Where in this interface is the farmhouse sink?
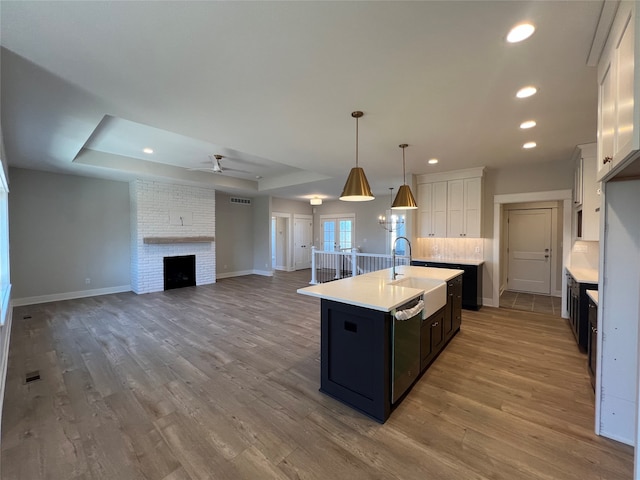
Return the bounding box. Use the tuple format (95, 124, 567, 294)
(389, 277, 447, 318)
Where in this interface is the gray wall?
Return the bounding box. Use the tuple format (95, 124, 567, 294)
(272, 197, 313, 216)
(9, 168, 130, 299)
(252, 195, 271, 272)
(312, 195, 413, 254)
(481, 159, 574, 304)
(215, 191, 255, 275)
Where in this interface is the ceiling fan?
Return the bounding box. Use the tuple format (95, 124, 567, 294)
(189, 154, 251, 174)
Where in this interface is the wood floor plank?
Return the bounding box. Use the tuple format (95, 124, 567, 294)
(2, 270, 633, 479)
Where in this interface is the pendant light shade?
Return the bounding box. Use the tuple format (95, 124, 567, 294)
(392, 144, 418, 209)
(340, 111, 375, 202)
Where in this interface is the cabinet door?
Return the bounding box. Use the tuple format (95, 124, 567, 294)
(420, 320, 433, 371)
(432, 181, 448, 237)
(613, 3, 637, 168)
(430, 310, 444, 354)
(463, 177, 482, 238)
(447, 179, 464, 237)
(418, 183, 433, 237)
(597, 58, 615, 181)
(574, 155, 583, 207)
(452, 275, 462, 332)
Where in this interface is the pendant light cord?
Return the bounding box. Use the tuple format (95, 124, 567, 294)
(355, 116, 359, 168)
(402, 146, 406, 185)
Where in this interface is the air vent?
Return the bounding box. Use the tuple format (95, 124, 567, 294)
(230, 197, 251, 205)
(25, 371, 41, 383)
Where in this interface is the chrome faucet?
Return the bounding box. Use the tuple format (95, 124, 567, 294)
(392, 236, 412, 280)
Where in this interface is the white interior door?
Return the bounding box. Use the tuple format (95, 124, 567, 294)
(507, 208, 552, 294)
(294, 215, 312, 270)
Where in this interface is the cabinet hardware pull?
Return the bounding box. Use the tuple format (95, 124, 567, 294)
(432, 321, 438, 327)
(603, 156, 612, 164)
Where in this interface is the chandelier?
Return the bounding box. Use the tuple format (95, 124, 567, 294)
(378, 188, 405, 232)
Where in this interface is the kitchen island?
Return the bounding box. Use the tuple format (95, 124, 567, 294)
(298, 265, 463, 422)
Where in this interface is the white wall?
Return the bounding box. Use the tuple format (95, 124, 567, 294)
(130, 180, 216, 294)
(9, 168, 131, 303)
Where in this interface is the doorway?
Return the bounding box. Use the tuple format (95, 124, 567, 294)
(320, 215, 355, 252)
(492, 190, 572, 317)
(271, 213, 292, 271)
(294, 214, 313, 270)
(507, 208, 552, 294)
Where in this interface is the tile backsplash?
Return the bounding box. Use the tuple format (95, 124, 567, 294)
(415, 237, 484, 260)
(570, 240, 599, 270)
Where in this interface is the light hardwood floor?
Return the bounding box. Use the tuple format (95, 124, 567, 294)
(1, 271, 633, 479)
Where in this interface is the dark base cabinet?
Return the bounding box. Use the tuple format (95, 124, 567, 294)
(320, 300, 391, 423)
(412, 261, 482, 310)
(587, 297, 597, 391)
(320, 276, 463, 423)
(566, 272, 597, 352)
(421, 307, 444, 371)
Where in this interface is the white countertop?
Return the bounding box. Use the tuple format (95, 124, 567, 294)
(567, 266, 599, 284)
(413, 256, 485, 266)
(297, 265, 464, 312)
(586, 289, 599, 305)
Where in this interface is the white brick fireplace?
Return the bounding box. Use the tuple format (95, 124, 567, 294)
(130, 180, 216, 294)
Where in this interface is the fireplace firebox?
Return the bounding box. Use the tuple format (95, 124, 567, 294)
(163, 255, 196, 290)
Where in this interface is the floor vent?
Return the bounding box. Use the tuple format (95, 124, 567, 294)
(25, 371, 41, 384)
(230, 197, 251, 205)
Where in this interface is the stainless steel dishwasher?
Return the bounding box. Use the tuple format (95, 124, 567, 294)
(391, 296, 424, 403)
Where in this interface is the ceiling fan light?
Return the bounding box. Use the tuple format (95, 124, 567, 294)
(392, 184, 418, 210)
(340, 167, 375, 201)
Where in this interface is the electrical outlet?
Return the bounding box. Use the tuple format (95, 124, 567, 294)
(475, 246, 480, 253)
(85, 278, 91, 285)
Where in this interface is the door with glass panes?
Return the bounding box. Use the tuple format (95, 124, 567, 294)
(321, 216, 355, 273)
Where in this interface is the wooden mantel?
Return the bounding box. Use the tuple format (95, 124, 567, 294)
(143, 236, 215, 244)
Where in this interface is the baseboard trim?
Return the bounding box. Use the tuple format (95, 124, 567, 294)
(483, 297, 497, 308)
(216, 269, 274, 279)
(11, 285, 132, 307)
(0, 287, 13, 438)
(252, 269, 273, 277)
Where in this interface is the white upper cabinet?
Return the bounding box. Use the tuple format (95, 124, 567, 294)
(597, 1, 640, 181)
(448, 177, 482, 238)
(416, 167, 484, 239)
(574, 143, 600, 241)
(418, 181, 447, 237)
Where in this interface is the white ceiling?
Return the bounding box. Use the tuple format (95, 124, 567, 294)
(0, 1, 604, 201)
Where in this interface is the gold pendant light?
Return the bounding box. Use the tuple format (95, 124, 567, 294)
(340, 111, 375, 201)
(392, 144, 418, 209)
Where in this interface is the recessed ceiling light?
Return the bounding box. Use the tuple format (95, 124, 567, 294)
(516, 86, 537, 98)
(520, 120, 537, 129)
(428, 158, 439, 165)
(523, 142, 537, 149)
(506, 23, 535, 43)
(143, 147, 154, 154)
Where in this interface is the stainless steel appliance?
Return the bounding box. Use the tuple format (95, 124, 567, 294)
(391, 297, 424, 403)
